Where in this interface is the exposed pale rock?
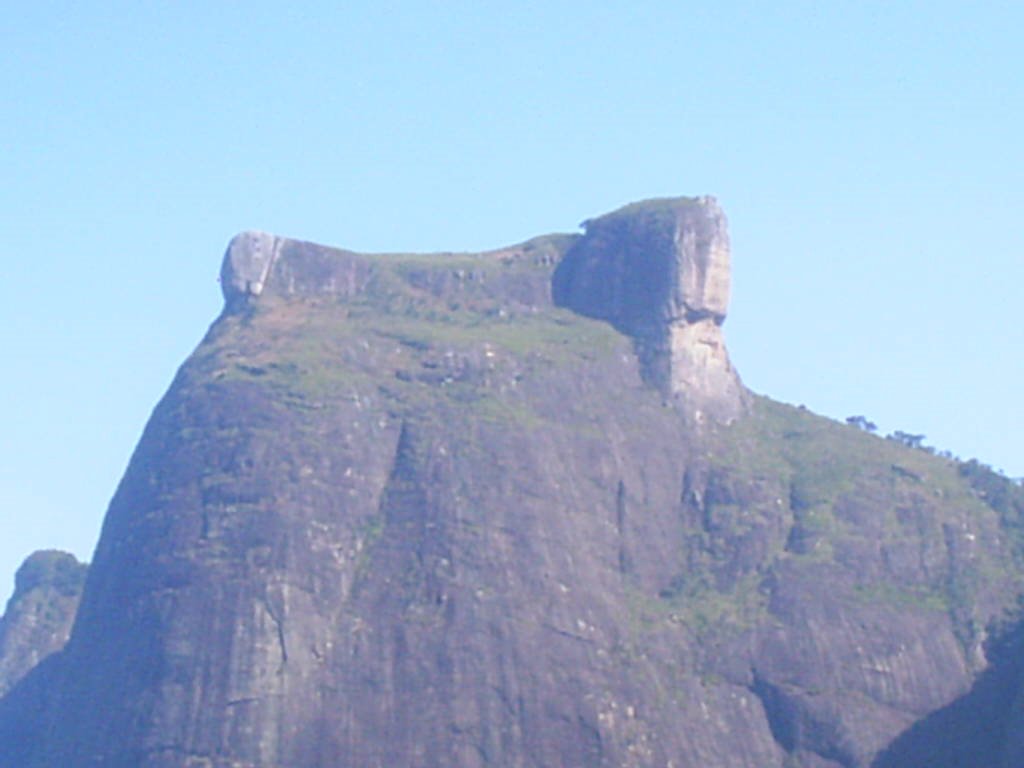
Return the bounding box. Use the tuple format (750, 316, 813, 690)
(220, 230, 286, 301)
(673, 205, 731, 319)
(666, 321, 745, 420)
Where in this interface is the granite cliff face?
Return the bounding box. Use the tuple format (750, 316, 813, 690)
(553, 197, 745, 421)
(2, 197, 1023, 767)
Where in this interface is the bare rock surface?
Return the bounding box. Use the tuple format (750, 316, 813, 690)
(552, 196, 745, 421)
(2, 197, 1024, 767)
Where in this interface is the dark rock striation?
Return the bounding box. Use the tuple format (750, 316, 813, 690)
(2, 196, 1023, 767)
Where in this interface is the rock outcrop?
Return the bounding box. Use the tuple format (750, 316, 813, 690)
(221, 231, 373, 307)
(2, 197, 1023, 767)
(0, 551, 86, 696)
(553, 196, 746, 421)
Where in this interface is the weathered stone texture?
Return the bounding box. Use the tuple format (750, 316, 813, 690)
(552, 196, 746, 421)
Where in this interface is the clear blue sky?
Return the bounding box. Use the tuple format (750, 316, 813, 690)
(2, 1, 1021, 604)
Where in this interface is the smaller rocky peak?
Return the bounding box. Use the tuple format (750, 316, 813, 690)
(11, 551, 87, 598)
(552, 196, 746, 422)
(0, 551, 87, 696)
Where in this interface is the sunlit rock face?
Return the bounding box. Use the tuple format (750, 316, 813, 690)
(552, 196, 746, 422)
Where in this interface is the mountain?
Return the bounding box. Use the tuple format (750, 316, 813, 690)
(2, 196, 1023, 767)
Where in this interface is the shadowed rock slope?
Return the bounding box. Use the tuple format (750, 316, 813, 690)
(2, 197, 1023, 767)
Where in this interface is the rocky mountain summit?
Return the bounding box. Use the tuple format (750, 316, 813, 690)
(220, 196, 746, 422)
(2, 196, 1023, 767)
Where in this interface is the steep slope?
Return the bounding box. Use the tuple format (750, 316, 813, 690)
(870, 464, 1024, 768)
(1, 197, 1022, 767)
(0, 551, 86, 696)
